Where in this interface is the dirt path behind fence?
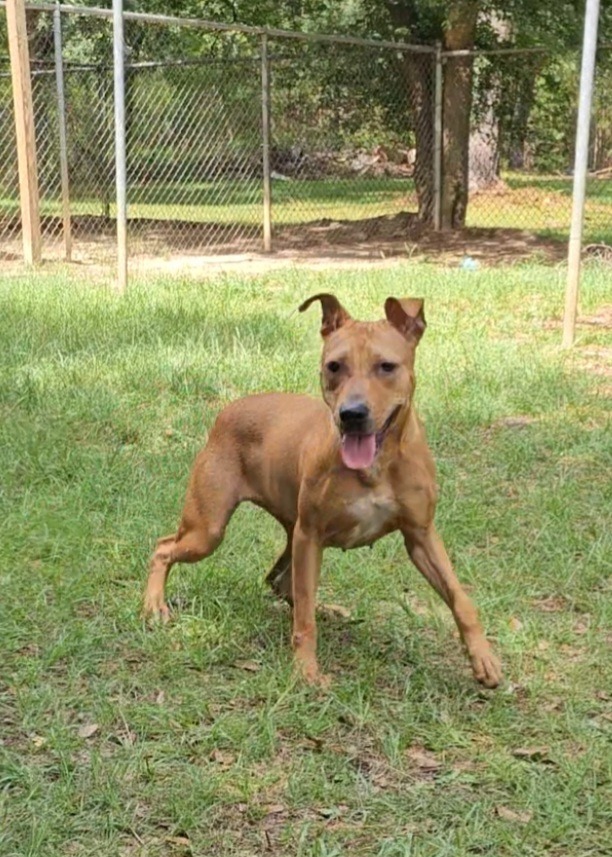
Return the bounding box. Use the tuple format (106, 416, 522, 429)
(0, 212, 574, 279)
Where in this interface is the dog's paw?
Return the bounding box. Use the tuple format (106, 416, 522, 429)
(142, 597, 171, 625)
(295, 659, 332, 689)
(470, 646, 502, 688)
(310, 670, 332, 690)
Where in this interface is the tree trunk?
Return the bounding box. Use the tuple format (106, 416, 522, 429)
(469, 70, 503, 192)
(469, 121, 501, 191)
(468, 14, 511, 192)
(440, 1, 479, 228)
(385, 0, 479, 228)
(384, 0, 444, 225)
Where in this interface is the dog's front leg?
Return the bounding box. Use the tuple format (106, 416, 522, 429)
(291, 522, 328, 687)
(403, 525, 502, 688)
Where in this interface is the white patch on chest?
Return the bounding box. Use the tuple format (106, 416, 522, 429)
(343, 491, 399, 548)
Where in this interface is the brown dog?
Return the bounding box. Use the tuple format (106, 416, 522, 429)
(144, 294, 502, 688)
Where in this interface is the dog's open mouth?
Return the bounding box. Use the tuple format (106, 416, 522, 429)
(340, 407, 400, 470)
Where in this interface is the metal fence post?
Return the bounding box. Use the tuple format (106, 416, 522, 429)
(53, 1, 72, 262)
(261, 32, 272, 252)
(433, 42, 443, 232)
(112, 0, 127, 291)
(563, 0, 600, 348)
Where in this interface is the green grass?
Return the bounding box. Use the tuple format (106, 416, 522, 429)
(468, 173, 612, 244)
(3, 171, 612, 244)
(0, 264, 611, 856)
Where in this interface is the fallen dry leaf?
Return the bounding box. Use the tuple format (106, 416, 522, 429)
(495, 805, 533, 824)
(30, 734, 46, 748)
(165, 834, 191, 848)
(263, 803, 286, 816)
(512, 746, 553, 763)
(508, 616, 523, 632)
(406, 745, 442, 773)
(78, 723, 100, 739)
(559, 644, 585, 662)
(450, 758, 481, 774)
(209, 748, 236, 769)
(156, 691, 165, 705)
(111, 730, 137, 747)
(233, 660, 261, 673)
(371, 771, 394, 789)
(533, 596, 567, 613)
(318, 603, 351, 620)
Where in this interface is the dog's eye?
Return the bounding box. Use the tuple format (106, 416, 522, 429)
(326, 361, 341, 374)
(379, 362, 397, 374)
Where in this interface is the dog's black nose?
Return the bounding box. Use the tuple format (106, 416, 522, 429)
(339, 402, 370, 427)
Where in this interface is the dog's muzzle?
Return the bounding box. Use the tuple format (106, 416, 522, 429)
(338, 401, 371, 434)
(338, 404, 400, 470)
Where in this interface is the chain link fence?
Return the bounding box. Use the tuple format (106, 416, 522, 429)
(126, 58, 265, 257)
(0, 56, 19, 259)
(1, 3, 611, 277)
(467, 47, 612, 251)
(266, 38, 434, 254)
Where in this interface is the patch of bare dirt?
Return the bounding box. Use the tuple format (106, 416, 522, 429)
(274, 211, 568, 266)
(579, 306, 612, 329)
(543, 305, 612, 332)
(578, 347, 612, 379)
(1, 210, 572, 278)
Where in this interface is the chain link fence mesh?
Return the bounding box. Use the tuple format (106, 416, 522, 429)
(467, 48, 612, 248)
(32, 64, 64, 246)
(126, 57, 264, 257)
(0, 56, 19, 259)
(267, 39, 433, 254)
(1, 4, 612, 275)
(1, 7, 117, 264)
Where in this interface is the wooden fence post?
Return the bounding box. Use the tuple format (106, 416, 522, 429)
(6, 0, 42, 265)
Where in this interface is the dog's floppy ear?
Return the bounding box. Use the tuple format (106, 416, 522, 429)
(384, 297, 426, 343)
(299, 293, 352, 338)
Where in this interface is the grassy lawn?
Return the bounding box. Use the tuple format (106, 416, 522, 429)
(3, 173, 612, 246)
(467, 174, 612, 245)
(0, 264, 611, 856)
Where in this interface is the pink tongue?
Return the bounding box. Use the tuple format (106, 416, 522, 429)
(341, 434, 376, 470)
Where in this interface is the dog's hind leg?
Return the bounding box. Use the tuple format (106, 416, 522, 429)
(144, 448, 241, 621)
(265, 526, 293, 604)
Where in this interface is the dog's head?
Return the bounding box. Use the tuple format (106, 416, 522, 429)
(299, 293, 426, 470)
